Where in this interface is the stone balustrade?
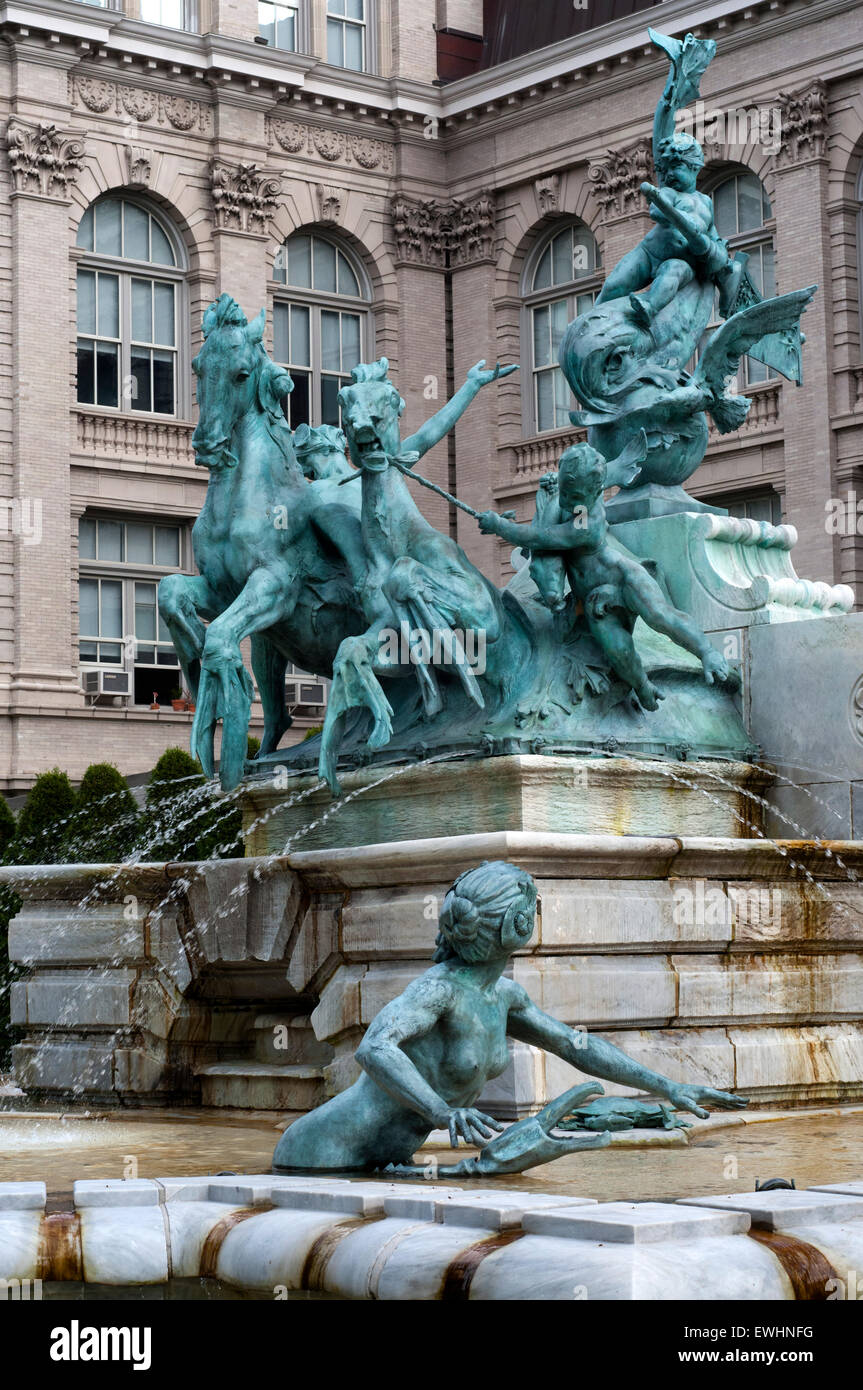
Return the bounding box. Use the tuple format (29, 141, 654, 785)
(509, 426, 587, 480)
(74, 408, 196, 466)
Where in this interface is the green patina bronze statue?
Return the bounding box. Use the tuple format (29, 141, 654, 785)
(560, 28, 816, 517)
(160, 26, 818, 793)
(272, 861, 746, 1176)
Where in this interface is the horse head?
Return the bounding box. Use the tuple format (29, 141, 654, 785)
(191, 294, 293, 469)
(337, 359, 405, 473)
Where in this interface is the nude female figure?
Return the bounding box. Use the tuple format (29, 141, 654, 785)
(273, 860, 746, 1176)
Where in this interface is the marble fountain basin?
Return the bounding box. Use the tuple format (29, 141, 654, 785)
(1, 1107, 863, 1300)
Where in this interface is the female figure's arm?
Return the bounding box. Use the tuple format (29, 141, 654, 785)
(504, 983, 746, 1118)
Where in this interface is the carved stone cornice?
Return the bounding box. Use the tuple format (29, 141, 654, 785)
(390, 191, 496, 268)
(71, 74, 213, 136)
(210, 161, 282, 234)
(774, 80, 828, 168)
(6, 120, 85, 200)
(267, 116, 395, 173)
(587, 139, 653, 219)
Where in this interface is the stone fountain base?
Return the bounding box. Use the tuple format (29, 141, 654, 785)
(3, 829, 862, 1118)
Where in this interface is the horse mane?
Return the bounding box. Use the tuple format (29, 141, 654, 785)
(202, 294, 248, 338)
(349, 358, 390, 384)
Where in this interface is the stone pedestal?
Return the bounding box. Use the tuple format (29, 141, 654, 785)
(241, 754, 771, 855)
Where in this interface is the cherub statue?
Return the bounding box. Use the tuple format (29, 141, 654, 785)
(478, 433, 733, 710)
(272, 860, 746, 1176)
(596, 29, 742, 329)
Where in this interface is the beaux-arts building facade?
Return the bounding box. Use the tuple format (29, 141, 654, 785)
(0, 0, 861, 788)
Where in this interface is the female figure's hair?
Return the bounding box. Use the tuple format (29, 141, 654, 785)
(433, 860, 537, 964)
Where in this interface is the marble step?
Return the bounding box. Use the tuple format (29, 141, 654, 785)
(196, 1061, 325, 1111)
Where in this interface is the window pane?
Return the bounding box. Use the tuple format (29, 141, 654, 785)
(288, 235, 312, 288)
(95, 343, 119, 408)
(124, 202, 150, 261)
(346, 0, 363, 17)
(341, 314, 361, 369)
(289, 370, 310, 427)
(155, 526, 180, 567)
(573, 231, 594, 278)
(273, 244, 287, 283)
(98, 520, 123, 563)
(273, 303, 290, 363)
(158, 612, 173, 643)
(713, 180, 737, 239)
(321, 375, 342, 425)
(258, 2, 275, 44)
(550, 299, 568, 358)
(154, 282, 175, 345)
(152, 350, 175, 414)
(135, 582, 157, 641)
(313, 238, 338, 293)
(79, 578, 99, 636)
(532, 246, 551, 292)
(344, 22, 363, 71)
(150, 219, 175, 267)
(77, 270, 96, 335)
(77, 342, 95, 404)
(327, 18, 345, 65)
(94, 199, 122, 257)
(77, 205, 94, 252)
(576, 290, 596, 316)
(80, 641, 98, 661)
(275, 8, 295, 48)
(132, 279, 153, 343)
(761, 245, 776, 299)
(321, 311, 341, 371)
(291, 305, 310, 366)
(737, 175, 765, 234)
(100, 643, 123, 664)
(533, 305, 550, 369)
(97, 274, 119, 339)
(551, 230, 571, 286)
(127, 523, 154, 564)
(337, 251, 360, 297)
(553, 369, 570, 429)
(100, 580, 123, 639)
(79, 518, 97, 560)
(536, 371, 553, 432)
(329, 0, 346, 14)
(131, 351, 152, 412)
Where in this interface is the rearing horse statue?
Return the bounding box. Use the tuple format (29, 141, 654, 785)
(158, 294, 370, 791)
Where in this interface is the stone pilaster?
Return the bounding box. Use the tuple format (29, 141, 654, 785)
(770, 80, 837, 586)
(209, 94, 279, 321)
(8, 109, 84, 718)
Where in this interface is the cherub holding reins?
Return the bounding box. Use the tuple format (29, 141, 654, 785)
(478, 431, 733, 710)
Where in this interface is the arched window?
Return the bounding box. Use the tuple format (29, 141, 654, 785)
(272, 232, 371, 427)
(709, 170, 775, 385)
(75, 196, 187, 417)
(522, 221, 602, 434)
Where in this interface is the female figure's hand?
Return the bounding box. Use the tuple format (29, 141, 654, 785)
(447, 1107, 505, 1148)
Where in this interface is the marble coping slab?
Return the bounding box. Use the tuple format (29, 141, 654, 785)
(2, 1174, 863, 1299)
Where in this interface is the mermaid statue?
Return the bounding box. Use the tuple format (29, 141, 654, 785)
(273, 860, 746, 1176)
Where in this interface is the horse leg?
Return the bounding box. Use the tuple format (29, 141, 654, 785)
(192, 567, 289, 790)
(158, 574, 221, 699)
(318, 622, 399, 796)
(250, 634, 291, 757)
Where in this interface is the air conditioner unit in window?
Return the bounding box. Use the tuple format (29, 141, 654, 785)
(285, 679, 327, 709)
(83, 669, 131, 704)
